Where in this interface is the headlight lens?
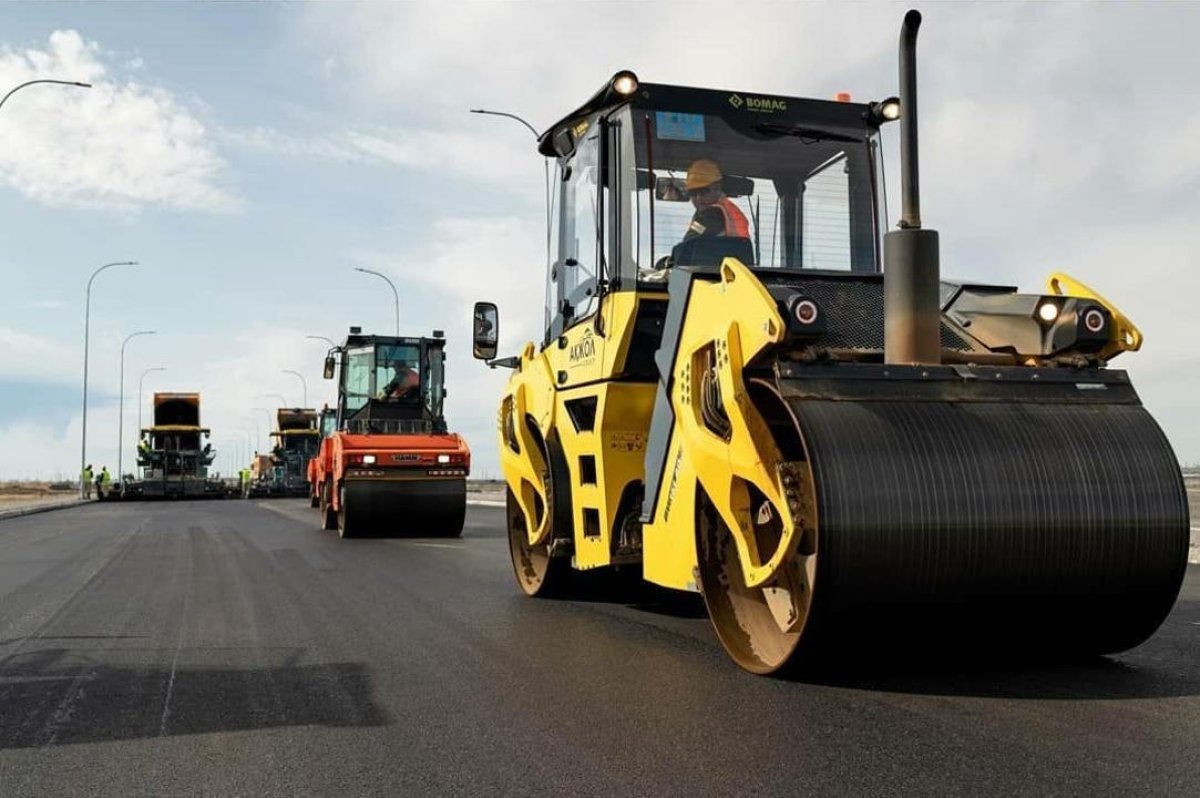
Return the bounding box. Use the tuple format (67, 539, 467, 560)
(362, 455, 376, 464)
(437, 454, 451, 464)
(611, 71, 638, 96)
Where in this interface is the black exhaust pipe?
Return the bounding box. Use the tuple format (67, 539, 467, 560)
(884, 9, 941, 365)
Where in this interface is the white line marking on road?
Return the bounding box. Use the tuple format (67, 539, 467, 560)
(410, 542, 463, 549)
(157, 532, 195, 741)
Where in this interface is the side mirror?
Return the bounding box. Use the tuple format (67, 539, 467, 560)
(323, 355, 336, 380)
(472, 301, 499, 360)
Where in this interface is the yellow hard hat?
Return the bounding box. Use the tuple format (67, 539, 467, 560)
(685, 158, 723, 190)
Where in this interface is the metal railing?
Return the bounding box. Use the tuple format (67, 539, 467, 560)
(345, 418, 433, 435)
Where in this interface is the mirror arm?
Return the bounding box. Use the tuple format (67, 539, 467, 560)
(486, 356, 520, 370)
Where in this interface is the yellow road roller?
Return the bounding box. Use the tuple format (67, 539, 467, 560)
(472, 10, 1188, 674)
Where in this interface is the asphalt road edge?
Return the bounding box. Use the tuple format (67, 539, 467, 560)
(0, 499, 91, 523)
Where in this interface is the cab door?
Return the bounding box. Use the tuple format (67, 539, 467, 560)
(547, 114, 607, 388)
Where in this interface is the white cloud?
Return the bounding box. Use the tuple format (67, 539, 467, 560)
(0, 418, 83, 481)
(0, 30, 234, 211)
(405, 216, 545, 340)
(219, 126, 371, 164)
(0, 326, 78, 385)
(295, 3, 896, 122)
(221, 124, 541, 199)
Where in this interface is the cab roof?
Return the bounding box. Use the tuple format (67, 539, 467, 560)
(342, 333, 446, 349)
(538, 77, 879, 158)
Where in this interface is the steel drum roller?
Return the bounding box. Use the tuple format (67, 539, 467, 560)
(342, 478, 466, 537)
(776, 374, 1189, 655)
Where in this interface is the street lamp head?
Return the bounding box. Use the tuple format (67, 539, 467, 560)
(72, 82, 92, 88)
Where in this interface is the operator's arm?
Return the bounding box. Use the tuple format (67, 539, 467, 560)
(683, 206, 726, 241)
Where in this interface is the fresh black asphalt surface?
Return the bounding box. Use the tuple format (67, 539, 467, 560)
(0, 499, 1196, 796)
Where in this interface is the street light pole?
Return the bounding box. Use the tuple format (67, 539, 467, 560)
(226, 435, 247, 470)
(251, 407, 274, 449)
(469, 108, 551, 270)
(137, 367, 167, 434)
(281, 370, 308, 407)
(0, 79, 91, 114)
(353, 267, 400, 336)
(243, 418, 261, 455)
(306, 335, 336, 349)
(259, 392, 288, 409)
(231, 433, 249, 466)
(80, 260, 138, 497)
(117, 330, 155, 480)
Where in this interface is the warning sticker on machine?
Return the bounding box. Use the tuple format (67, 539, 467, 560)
(607, 431, 645, 452)
(655, 112, 706, 142)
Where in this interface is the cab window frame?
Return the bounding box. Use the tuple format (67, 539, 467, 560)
(546, 112, 609, 344)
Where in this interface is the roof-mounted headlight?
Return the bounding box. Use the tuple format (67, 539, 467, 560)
(611, 70, 639, 97)
(868, 96, 901, 124)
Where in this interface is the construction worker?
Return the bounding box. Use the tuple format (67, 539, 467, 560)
(98, 466, 112, 500)
(381, 360, 420, 401)
(239, 467, 251, 499)
(82, 464, 94, 499)
(681, 158, 751, 242)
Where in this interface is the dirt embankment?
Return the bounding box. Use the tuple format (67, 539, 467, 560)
(0, 482, 79, 509)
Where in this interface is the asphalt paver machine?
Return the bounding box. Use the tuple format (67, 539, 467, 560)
(130, 392, 224, 499)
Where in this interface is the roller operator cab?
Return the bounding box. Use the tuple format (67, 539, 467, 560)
(473, 12, 1188, 676)
(318, 328, 470, 538)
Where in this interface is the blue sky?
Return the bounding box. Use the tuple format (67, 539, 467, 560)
(1, 2, 1199, 480)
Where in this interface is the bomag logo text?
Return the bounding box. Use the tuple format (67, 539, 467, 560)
(569, 330, 595, 363)
(745, 96, 787, 113)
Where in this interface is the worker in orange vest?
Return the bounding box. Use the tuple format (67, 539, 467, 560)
(681, 158, 750, 242)
(381, 359, 420, 401)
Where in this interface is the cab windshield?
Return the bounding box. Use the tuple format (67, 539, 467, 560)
(342, 341, 428, 413)
(623, 108, 881, 279)
(375, 343, 422, 403)
(320, 411, 337, 437)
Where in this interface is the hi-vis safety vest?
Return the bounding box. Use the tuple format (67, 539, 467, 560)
(714, 197, 751, 238)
